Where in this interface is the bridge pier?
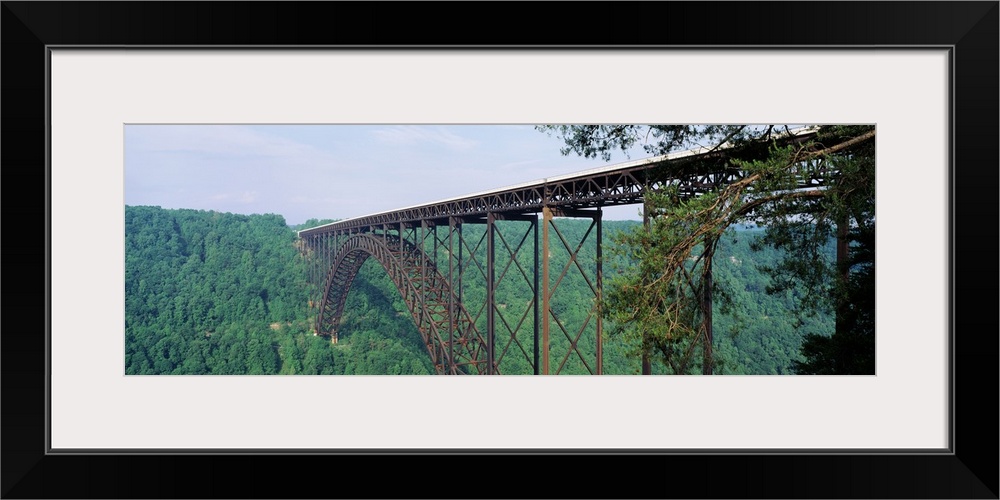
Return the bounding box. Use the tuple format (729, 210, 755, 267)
(448, 217, 459, 374)
(542, 207, 550, 374)
(486, 213, 495, 374)
(540, 206, 603, 375)
(449, 212, 539, 374)
(489, 212, 541, 374)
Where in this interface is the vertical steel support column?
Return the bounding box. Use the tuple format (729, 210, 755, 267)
(431, 222, 440, 371)
(448, 217, 457, 374)
(533, 215, 540, 375)
(541, 206, 552, 375)
(486, 212, 496, 375)
(641, 200, 652, 376)
(420, 219, 431, 368)
(457, 219, 463, 322)
(596, 208, 603, 375)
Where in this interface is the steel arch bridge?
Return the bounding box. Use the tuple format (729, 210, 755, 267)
(298, 127, 852, 375)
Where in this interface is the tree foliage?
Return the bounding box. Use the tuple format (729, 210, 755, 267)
(124, 207, 434, 375)
(537, 124, 876, 374)
(125, 207, 823, 375)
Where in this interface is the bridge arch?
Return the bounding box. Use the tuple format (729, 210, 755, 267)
(316, 233, 488, 374)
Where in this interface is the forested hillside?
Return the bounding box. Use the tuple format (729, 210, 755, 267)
(125, 206, 433, 375)
(125, 206, 834, 375)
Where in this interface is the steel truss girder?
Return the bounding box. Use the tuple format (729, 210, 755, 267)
(490, 217, 539, 372)
(307, 207, 603, 375)
(541, 206, 603, 375)
(298, 130, 826, 238)
(448, 214, 541, 374)
(316, 232, 488, 374)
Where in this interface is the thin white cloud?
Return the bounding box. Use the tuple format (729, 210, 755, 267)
(370, 126, 478, 151)
(129, 125, 335, 164)
(496, 159, 541, 170)
(206, 191, 257, 204)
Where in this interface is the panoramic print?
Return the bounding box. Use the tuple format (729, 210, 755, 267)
(124, 124, 875, 375)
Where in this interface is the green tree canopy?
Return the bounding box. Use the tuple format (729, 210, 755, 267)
(537, 124, 876, 374)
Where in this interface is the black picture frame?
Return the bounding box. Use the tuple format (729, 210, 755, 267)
(3, 2, 996, 498)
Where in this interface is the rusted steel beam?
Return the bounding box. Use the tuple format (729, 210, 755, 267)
(490, 213, 537, 222)
(486, 212, 496, 374)
(448, 217, 457, 374)
(541, 206, 551, 375)
(552, 305, 594, 375)
(533, 216, 540, 375)
(596, 208, 603, 375)
(547, 206, 601, 219)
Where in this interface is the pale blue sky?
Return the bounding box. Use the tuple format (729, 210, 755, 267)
(124, 124, 652, 225)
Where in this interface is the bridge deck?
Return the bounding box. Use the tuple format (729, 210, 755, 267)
(298, 127, 819, 236)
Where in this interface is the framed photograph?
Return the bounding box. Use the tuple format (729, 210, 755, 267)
(4, 2, 996, 498)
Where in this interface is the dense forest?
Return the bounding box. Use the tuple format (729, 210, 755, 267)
(125, 205, 835, 375)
